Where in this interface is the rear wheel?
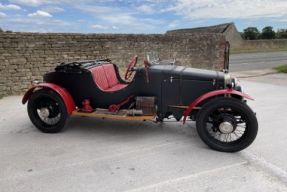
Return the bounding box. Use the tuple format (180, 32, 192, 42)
(28, 89, 68, 133)
(196, 97, 258, 152)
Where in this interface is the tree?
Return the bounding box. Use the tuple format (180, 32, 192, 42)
(243, 27, 260, 40)
(261, 26, 276, 39)
(0, 27, 3, 32)
(240, 32, 245, 39)
(277, 29, 287, 39)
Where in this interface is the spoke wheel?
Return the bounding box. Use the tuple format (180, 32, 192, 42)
(28, 89, 68, 133)
(36, 97, 61, 125)
(196, 97, 258, 152)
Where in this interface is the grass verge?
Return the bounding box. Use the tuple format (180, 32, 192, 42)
(274, 64, 287, 73)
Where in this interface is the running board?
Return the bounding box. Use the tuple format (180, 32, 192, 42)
(72, 111, 155, 121)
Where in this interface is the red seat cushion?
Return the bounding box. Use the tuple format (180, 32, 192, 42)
(105, 84, 128, 92)
(90, 66, 109, 90)
(102, 64, 119, 87)
(89, 64, 127, 92)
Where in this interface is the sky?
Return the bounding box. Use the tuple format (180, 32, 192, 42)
(0, 0, 287, 33)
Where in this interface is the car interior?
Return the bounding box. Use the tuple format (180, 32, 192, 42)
(89, 64, 128, 92)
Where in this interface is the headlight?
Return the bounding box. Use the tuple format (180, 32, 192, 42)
(224, 73, 232, 88)
(224, 74, 243, 92)
(232, 77, 238, 88)
(232, 77, 243, 92)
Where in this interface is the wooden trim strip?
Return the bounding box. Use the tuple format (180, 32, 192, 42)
(72, 111, 155, 121)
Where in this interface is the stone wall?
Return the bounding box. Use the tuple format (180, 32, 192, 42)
(241, 39, 287, 49)
(0, 32, 226, 97)
(233, 39, 287, 52)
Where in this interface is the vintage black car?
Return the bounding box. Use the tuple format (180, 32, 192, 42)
(22, 55, 258, 152)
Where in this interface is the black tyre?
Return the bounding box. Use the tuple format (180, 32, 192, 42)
(27, 88, 68, 133)
(196, 97, 258, 152)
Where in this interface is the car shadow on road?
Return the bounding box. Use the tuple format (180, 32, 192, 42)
(64, 116, 200, 143)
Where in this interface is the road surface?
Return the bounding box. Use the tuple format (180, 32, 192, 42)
(1, 74, 287, 192)
(230, 51, 287, 72)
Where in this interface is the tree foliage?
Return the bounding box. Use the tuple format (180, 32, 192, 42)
(261, 26, 276, 39)
(242, 26, 287, 40)
(277, 29, 287, 39)
(243, 27, 260, 40)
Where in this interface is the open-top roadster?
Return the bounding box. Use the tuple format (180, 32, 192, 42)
(22, 54, 258, 152)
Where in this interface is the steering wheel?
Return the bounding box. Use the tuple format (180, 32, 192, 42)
(124, 55, 138, 80)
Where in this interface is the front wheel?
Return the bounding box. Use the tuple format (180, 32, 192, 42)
(196, 97, 258, 152)
(27, 88, 68, 133)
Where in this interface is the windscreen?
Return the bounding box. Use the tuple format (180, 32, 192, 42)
(146, 51, 176, 65)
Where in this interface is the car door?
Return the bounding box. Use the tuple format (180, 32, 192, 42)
(161, 75, 180, 113)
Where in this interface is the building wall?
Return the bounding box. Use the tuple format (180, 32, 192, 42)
(0, 32, 226, 97)
(223, 24, 243, 49)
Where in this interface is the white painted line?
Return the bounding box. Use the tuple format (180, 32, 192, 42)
(125, 161, 247, 192)
(242, 151, 287, 185)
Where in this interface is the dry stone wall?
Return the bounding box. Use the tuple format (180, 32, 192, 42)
(0, 32, 226, 97)
(237, 39, 287, 51)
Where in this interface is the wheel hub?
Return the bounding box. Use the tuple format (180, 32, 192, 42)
(39, 108, 50, 118)
(219, 121, 234, 134)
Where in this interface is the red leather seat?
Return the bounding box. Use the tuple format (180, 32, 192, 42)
(102, 64, 119, 87)
(90, 66, 109, 90)
(89, 64, 128, 92)
(105, 84, 127, 92)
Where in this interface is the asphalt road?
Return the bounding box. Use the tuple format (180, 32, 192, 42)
(230, 51, 287, 72)
(1, 75, 287, 192)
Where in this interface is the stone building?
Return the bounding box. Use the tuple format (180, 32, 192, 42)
(166, 23, 243, 49)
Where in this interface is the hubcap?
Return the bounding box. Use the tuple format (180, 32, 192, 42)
(219, 121, 234, 134)
(34, 97, 62, 126)
(39, 108, 50, 118)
